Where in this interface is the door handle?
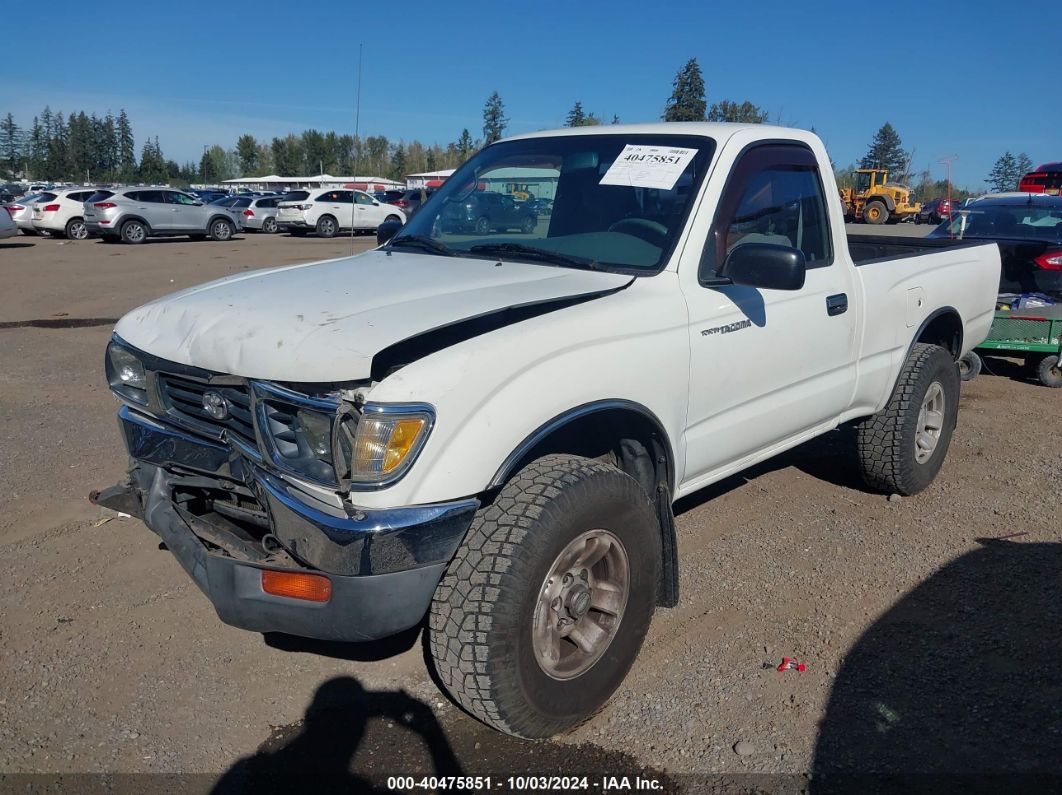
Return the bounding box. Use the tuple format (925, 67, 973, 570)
(826, 293, 848, 316)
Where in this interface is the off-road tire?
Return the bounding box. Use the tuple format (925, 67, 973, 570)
(428, 454, 660, 739)
(1037, 354, 1062, 388)
(958, 350, 982, 381)
(856, 343, 960, 495)
(864, 201, 889, 225)
(120, 219, 147, 244)
(316, 215, 337, 238)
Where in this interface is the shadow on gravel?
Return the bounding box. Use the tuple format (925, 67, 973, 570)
(812, 541, 1062, 793)
(674, 427, 863, 517)
(212, 675, 673, 794)
(977, 354, 1044, 386)
(0, 241, 35, 249)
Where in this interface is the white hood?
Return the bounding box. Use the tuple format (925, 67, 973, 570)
(114, 250, 630, 381)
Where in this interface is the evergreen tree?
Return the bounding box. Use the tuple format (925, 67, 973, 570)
(117, 109, 136, 180)
(46, 112, 69, 181)
(28, 117, 44, 178)
(859, 122, 910, 179)
(390, 143, 407, 181)
(566, 101, 587, 127)
(663, 58, 706, 122)
(1015, 153, 1034, 185)
(236, 134, 259, 175)
(986, 152, 1018, 193)
(139, 137, 168, 183)
(707, 99, 768, 123)
(0, 113, 22, 179)
(482, 91, 508, 144)
(455, 129, 475, 162)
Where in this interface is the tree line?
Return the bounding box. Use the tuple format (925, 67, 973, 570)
(1, 61, 1035, 198)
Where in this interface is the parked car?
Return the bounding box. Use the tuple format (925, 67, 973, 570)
(30, 187, 109, 239)
(928, 194, 1062, 296)
(916, 197, 956, 224)
(388, 188, 435, 218)
(192, 190, 231, 204)
(5, 191, 58, 235)
(0, 203, 17, 239)
(84, 187, 243, 244)
(234, 195, 283, 233)
(440, 190, 538, 234)
(529, 196, 553, 215)
(275, 189, 405, 237)
(1018, 162, 1062, 195)
(95, 123, 999, 739)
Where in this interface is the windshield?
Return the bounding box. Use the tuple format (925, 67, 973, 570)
(930, 203, 1062, 242)
(390, 133, 715, 273)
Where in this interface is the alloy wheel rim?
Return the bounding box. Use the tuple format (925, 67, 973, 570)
(532, 529, 629, 680)
(71, 223, 87, 239)
(915, 381, 945, 464)
(128, 225, 144, 241)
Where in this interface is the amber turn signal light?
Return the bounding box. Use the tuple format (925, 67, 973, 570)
(260, 569, 332, 603)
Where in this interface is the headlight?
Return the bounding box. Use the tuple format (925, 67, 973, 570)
(260, 399, 337, 486)
(106, 342, 148, 404)
(334, 405, 434, 486)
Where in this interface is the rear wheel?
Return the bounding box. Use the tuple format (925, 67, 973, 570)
(65, 218, 89, 240)
(856, 343, 959, 495)
(1037, 354, 1062, 388)
(262, 217, 278, 234)
(316, 215, 338, 238)
(429, 454, 660, 738)
(120, 220, 147, 244)
(864, 201, 889, 225)
(958, 351, 982, 381)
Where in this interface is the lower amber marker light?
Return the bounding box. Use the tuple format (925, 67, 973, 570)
(261, 569, 332, 603)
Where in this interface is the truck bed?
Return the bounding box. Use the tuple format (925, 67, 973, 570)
(847, 234, 982, 266)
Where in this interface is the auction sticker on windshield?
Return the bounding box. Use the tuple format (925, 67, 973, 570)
(599, 144, 699, 190)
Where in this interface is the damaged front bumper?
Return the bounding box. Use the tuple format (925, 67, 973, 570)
(93, 405, 478, 642)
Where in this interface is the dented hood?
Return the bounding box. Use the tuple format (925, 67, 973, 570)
(115, 249, 630, 381)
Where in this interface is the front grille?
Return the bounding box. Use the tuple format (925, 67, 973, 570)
(158, 375, 256, 446)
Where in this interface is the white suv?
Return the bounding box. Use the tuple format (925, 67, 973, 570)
(276, 189, 405, 237)
(31, 187, 109, 240)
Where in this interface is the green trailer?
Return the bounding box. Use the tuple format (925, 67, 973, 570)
(961, 305, 1062, 388)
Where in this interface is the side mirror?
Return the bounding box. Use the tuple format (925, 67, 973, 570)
(193, 200, 204, 206)
(723, 243, 806, 291)
(372, 199, 380, 206)
(376, 219, 403, 246)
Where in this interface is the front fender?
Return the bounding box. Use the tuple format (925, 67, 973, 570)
(347, 275, 690, 509)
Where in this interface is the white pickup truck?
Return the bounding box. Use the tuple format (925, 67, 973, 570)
(93, 123, 999, 738)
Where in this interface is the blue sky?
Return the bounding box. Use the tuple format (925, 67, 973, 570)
(4, 0, 1058, 186)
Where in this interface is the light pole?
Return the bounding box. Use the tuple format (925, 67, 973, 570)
(938, 154, 958, 237)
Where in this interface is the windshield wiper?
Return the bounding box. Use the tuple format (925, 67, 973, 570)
(467, 242, 600, 271)
(388, 234, 453, 257)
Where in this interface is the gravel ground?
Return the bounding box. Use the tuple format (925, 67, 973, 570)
(1, 227, 1059, 792)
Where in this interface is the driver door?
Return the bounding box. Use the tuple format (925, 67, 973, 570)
(680, 143, 859, 485)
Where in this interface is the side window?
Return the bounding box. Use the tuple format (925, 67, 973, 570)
(234, 198, 252, 208)
(140, 190, 166, 203)
(166, 192, 198, 205)
(335, 191, 354, 203)
(354, 191, 374, 205)
(701, 144, 833, 281)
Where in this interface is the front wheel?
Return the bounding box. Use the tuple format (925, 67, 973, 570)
(521, 216, 536, 234)
(209, 218, 234, 241)
(474, 216, 491, 235)
(855, 343, 960, 495)
(428, 454, 660, 738)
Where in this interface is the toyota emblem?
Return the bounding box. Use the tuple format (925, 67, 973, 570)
(202, 390, 230, 421)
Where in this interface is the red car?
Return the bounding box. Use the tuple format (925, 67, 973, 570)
(1019, 162, 1062, 195)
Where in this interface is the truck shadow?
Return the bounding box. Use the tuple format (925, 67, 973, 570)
(211, 675, 674, 794)
(262, 625, 422, 661)
(811, 541, 1062, 793)
(674, 426, 864, 517)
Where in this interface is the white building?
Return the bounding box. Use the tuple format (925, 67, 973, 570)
(221, 174, 404, 192)
(405, 169, 455, 189)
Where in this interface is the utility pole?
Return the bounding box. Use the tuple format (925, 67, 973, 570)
(351, 42, 363, 256)
(938, 154, 958, 237)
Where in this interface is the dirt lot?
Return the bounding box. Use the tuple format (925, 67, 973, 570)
(1, 228, 1059, 791)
